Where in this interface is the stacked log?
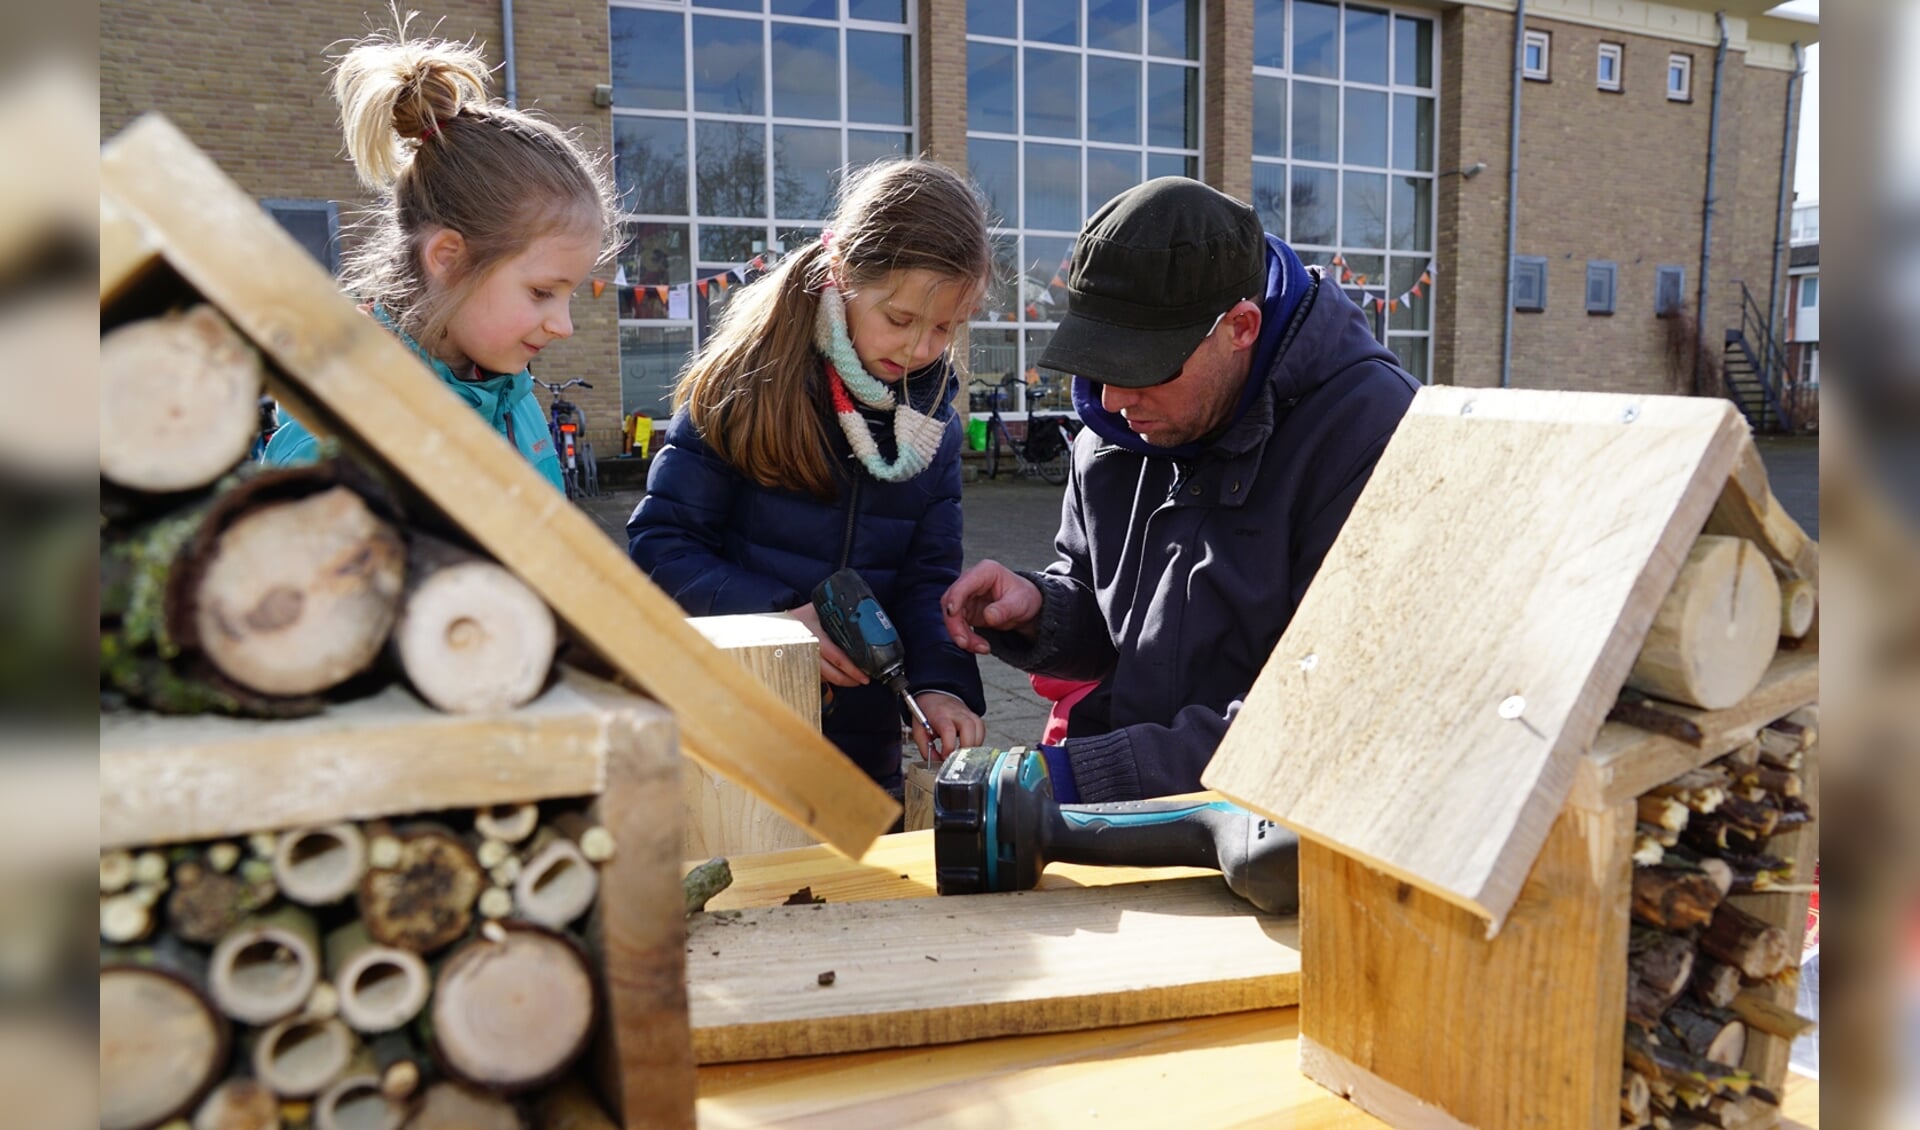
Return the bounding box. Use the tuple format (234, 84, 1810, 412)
(98, 307, 557, 719)
(99, 800, 624, 1130)
(1618, 714, 1817, 1129)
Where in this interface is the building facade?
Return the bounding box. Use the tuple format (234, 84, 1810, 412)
(102, 0, 1815, 446)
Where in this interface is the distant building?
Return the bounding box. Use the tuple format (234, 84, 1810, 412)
(1786, 200, 1819, 400)
(103, 0, 1818, 446)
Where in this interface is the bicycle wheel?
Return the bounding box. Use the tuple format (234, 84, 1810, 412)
(580, 441, 600, 497)
(984, 429, 1000, 480)
(1036, 443, 1069, 485)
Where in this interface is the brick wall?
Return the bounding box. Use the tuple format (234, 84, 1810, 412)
(917, 0, 968, 169)
(1434, 8, 1797, 399)
(1203, 0, 1252, 201)
(102, 0, 626, 449)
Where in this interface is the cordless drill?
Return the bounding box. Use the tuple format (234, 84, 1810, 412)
(932, 746, 1300, 915)
(810, 568, 940, 751)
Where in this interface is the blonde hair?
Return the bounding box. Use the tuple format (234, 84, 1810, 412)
(331, 15, 618, 351)
(677, 158, 991, 498)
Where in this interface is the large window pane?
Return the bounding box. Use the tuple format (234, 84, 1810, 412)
(970, 327, 1018, 388)
(1392, 94, 1434, 172)
(1253, 76, 1286, 157)
(1026, 0, 1080, 46)
(968, 42, 1017, 133)
(1290, 166, 1337, 246)
(616, 117, 689, 215)
(772, 0, 834, 17)
(1147, 63, 1196, 147)
(1252, 161, 1287, 239)
(612, 9, 685, 111)
(847, 129, 909, 168)
(1291, 80, 1338, 162)
(1253, 0, 1285, 69)
(618, 223, 692, 319)
(621, 325, 694, 418)
(1395, 16, 1434, 88)
(696, 120, 766, 216)
(1023, 235, 1076, 315)
(1293, 1, 1340, 78)
(1344, 88, 1388, 167)
(984, 235, 1020, 320)
(1345, 7, 1390, 86)
(1025, 329, 1071, 406)
(847, 31, 910, 125)
(1391, 176, 1432, 251)
(695, 0, 760, 11)
(1343, 172, 1388, 249)
(699, 224, 763, 263)
(968, 0, 1015, 38)
(771, 22, 840, 120)
(1147, 152, 1196, 179)
(1087, 57, 1141, 144)
(1088, 0, 1142, 54)
(1389, 334, 1428, 382)
(1025, 48, 1081, 138)
(1024, 143, 1081, 231)
(848, 0, 906, 22)
(1147, 0, 1198, 60)
(773, 125, 838, 219)
(970, 138, 1018, 226)
(1388, 258, 1432, 332)
(1087, 148, 1141, 213)
(693, 16, 764, 115)
(1337, 252, 1382, 306)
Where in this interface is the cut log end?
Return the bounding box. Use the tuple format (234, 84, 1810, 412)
(101, 964, 230, 1130)
(394, 548, 555, 715)
(1627, 535, 1782, 710)
(356, 830, 483, 956)
(428, 923, 596, 1093)
(1779, 577, 1816, 639)
(274, 824, 370, 907)
(190, 1077, 280, 1130)
(399, 1081, 523, 1130)
(208, 907, 321, 1026)
(100, 305, 265, 493)
(514, 837, 599, 930)
(193, 487, 406, 698)
(252, 1014, 356, 1100)
(314, 1073, 406, 1130)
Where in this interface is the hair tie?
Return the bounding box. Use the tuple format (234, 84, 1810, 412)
(418, 120, 441, 140)
(820, 229, 835, 249)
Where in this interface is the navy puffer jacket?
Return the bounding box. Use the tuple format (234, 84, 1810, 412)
(627, 361, 985, 787)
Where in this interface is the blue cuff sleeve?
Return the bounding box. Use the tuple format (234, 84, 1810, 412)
(1040, 743, 1079, 804)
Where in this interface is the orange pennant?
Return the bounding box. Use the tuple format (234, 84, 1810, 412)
(592, 278, 606, 298)
(697, 279, 709, 297)
(717, 272, 731, 292)
(1389, 299, 1400, 313)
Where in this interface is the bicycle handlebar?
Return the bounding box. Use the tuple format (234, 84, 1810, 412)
(537, 378, 593, 393)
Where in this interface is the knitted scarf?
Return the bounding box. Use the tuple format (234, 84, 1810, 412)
(813, 285, 947, 482)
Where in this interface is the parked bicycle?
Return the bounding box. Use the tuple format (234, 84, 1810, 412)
(538, 377, 600, 500)
(970, 374, 1078, 485)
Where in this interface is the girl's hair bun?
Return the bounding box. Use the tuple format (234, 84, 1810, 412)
(333, 28, 490, 189)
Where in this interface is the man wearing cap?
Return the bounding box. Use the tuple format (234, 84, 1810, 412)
(942, 177, 1418, 802)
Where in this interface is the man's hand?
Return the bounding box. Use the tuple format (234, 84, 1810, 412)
(787, 604, 869, 687)
(911, 693, 985, 762)
(942, 560, 1043, 655)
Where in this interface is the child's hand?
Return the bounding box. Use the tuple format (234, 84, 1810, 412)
(911, 694, 984, 763)
(787, 604, 868, 687)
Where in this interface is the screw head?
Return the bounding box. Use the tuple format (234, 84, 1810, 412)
(1621, 404, 1641, 423)
(1499, 694, 1527, 720)
(1460, 401, 1477, 416)
(1298, 653, 1319, 672)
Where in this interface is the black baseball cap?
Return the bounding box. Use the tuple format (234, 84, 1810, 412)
(1038, 178, 1266, 389)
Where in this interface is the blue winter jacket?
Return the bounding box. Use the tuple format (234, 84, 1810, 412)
(984, 248, 1418, 801)
(626, 362, 986, 787)
(262, 309, 564, 491)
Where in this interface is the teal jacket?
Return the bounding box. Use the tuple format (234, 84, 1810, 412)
(262, 309, 565, 491)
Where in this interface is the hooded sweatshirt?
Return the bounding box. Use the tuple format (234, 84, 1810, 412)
(982, 241, 1418, 801)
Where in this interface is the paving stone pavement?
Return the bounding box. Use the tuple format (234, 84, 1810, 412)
(579, 435, 1818, 756)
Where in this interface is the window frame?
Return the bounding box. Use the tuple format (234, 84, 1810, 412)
(1512, 255, 1547, 312)
(1585, 260, 1617, 316)
(1522, 29, 1550, 82)
(1666, 52, 1692, 102)
(1799, 275, 1819, 308)
(1596, 42, 1622, 92)
(1655, 264, 1686, 318)
(261, 198, 341, 275)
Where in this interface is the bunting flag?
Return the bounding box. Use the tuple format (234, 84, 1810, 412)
(613, 264, 629, 287)
(593, 258, 774, 306)
(591, 278, 605, 298)
(1328, 256, 1441, 314)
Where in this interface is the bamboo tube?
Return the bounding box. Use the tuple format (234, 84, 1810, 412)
(426, 922, 596, 1094)
(101, 849, 136, 893)
(251, 1014, 357, 1099)
(312, 1072, 406, 1130)
(356, 825, 484, 955)
(550, 811, 616, 864)
(192, 1077, 281, 1130)
(1627, 536, 1781, 710)
(326, 922, 431, 1034)
(1778, 577, 1816, 639)
(99, 304, 264, 493)
(392, 534, 555, 714)
(208, 905, 322, 1025)
(398, 1081, 521, 1130)
(101, 944, 232, 1130)
(273, 824, 370, 906)
(513, 833, 598, 930)
(473, 803, 540, 845)
(101, 891, 156, 944)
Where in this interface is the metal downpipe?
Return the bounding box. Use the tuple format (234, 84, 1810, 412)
(502, 0, 519, 108)
(1500, 0, 1526, 390)
(1692, 11, 1729, 397)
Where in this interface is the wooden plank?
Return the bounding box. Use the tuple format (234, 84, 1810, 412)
(1706, 438, 1819, 585)
(99, 674, 628, 848)
(99, 115, 898, 859)
(1570, 650, 1818, 810)
(681, 615, 821, 858)
(1297, 801, 1635, 1129)
(1205, 385, 1747, 928)
(687, 877, 1299, 1064)
(584, 685, 695, 1130)
(101, 194, 161, 306)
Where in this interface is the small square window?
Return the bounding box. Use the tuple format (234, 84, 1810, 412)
(1513, 255, 1547, 312)
(1598, 43, 1622, 92)
(1799, 276, 1819, 308)
(1523, 30, 1550, 81)
(1586, 261, 1617, 315)
(1667, 54, 1692, 101)
(262, 199, 341, 275)
(1655, 265, 1686, 317)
